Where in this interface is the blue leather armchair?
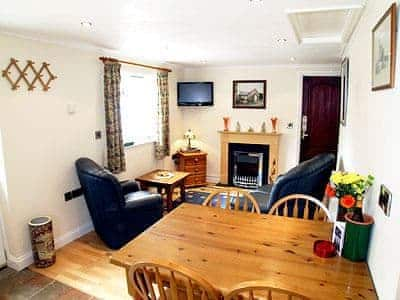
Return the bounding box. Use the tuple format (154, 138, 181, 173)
(75, 158, 163, 249)
(253, 153, 336, 213)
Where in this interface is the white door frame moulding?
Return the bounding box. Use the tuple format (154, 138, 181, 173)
(296, 70, 341, 164)
(7, 221, 93, 271)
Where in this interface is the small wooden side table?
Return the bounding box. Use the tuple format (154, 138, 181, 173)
(135, 170, 190, 211)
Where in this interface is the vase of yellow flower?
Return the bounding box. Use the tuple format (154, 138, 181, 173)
(327, 171, 374, 261)
(328, 172, 374, 221)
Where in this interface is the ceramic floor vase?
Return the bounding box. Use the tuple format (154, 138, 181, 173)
(29, 216, 56, 268)
(342, 213, 374, 262)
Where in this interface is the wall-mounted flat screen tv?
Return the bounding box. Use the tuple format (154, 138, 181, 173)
(177, 82, 214, 106)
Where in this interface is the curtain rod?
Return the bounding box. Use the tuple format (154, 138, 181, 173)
(99, 56, 172, 73)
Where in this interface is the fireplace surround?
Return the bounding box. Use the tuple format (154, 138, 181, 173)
(219, 131, 281, 185)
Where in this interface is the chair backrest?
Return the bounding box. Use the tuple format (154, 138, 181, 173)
(129, 261, 222, 300)
(266, 153, 335, 212)
(202, 188, 261, 214)
(226, 281, 309, 300)
(268, 194, 332, 222)
(75, 158, 125, 247)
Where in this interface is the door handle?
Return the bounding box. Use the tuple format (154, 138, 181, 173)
(302, 115, 309, 140)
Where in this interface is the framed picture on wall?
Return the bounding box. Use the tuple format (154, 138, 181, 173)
(340, 57, 349, 126)
(232, 80, 266, 109)
(372, 3, 397, 91)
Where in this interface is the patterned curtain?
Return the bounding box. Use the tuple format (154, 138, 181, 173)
(154, 71, 170, 160)
(103, 62, 126, 173)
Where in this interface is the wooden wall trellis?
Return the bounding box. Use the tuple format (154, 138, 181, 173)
(2, 58, 57, 91)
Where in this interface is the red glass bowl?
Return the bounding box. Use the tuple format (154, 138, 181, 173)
(313, 240, 336, 258)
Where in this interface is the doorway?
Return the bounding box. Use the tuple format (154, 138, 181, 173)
(300, 76, 341, 162)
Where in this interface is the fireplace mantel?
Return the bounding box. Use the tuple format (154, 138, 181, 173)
(218, 131, 281, 185)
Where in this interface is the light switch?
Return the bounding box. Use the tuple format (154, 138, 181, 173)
(67, 103, 77, 115)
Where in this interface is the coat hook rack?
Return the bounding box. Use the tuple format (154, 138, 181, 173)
(2, 58, 57, 91)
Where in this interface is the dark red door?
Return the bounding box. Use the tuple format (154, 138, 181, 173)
(300, 76, 341, 162)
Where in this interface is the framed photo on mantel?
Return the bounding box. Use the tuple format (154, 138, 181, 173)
(372, 3, 397, 91)
(233, 80, 266, 109)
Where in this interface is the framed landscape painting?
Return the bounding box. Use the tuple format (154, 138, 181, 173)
(233, 80, 266, 109)
(372, 3, 397, 91)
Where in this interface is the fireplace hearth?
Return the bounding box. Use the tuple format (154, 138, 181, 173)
(228, 143, 269, 189)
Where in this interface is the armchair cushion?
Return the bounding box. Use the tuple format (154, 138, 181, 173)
(125, 191, 162, 211)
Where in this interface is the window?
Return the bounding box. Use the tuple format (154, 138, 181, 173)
(120, 70, 158, 147)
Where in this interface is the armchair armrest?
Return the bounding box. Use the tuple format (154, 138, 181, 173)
(124, 191, 162, 211)
(121, 181, 140, 195)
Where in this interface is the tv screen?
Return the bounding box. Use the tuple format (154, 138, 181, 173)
(177, 82, 214, 106)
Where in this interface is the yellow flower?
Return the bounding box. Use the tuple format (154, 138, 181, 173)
(330, 172, 343, 184)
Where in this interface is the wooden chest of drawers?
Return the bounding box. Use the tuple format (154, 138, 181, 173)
(176, 151, 207, 187)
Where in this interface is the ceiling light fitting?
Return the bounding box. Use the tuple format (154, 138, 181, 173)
(277, 38, 287, 44)
(80, 21, 93, 28)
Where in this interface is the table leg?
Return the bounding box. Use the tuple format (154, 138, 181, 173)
(180, 180, 186, 202)
(166, 186, 173, 212)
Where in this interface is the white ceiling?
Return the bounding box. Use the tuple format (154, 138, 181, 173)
(0, 0, 366, 67)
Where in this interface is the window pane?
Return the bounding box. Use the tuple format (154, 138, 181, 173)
(120, 71, 158, 146)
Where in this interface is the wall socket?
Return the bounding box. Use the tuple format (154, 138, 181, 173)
(95, 131, 102, 139)
(64, 187, 83, 201)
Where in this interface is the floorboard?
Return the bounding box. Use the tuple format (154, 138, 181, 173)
(30, 232, 130, 300)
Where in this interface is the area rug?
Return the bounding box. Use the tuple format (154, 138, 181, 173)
(177, 184, 271, 212)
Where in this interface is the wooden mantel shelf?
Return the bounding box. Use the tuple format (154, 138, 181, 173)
(218, 131, 281, 136)
(219, 130, 281, 184)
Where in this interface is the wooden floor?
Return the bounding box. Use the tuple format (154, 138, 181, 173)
(30, 231, 130, 300)
(29, 184, 239, 299)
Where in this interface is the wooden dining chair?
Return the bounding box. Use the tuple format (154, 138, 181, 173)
(225, 281, 309, 300)
(128, 260, 222, 300)
(202, 188, 261, 214)
(268, 194, 332, 222)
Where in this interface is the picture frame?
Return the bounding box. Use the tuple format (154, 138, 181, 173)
(372, 3, 397, 91)
(233, 80, 266, 109)
(379, 184, 392, 217)
(340, 57, 349, 126)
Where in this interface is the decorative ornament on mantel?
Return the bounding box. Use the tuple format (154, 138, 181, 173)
(223, 117, 230, 131)
(271, 117, 278, 133)
(2, 58, 57, 91)
(235, 121, 241, 132)
(247, 126, 254, 132)
(261, 121, 267, 133)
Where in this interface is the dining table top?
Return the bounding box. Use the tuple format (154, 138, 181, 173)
(111, 203, 377, 299)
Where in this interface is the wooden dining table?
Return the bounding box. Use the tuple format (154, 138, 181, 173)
(111, 203, 377, 299)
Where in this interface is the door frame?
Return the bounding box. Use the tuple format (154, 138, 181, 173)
(296, 70, 340, 164)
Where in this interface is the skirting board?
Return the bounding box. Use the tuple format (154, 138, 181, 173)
(6, 221, 94, 271)
(207, 175, 219, 184)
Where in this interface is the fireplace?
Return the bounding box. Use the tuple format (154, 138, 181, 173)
(219, 131, 281, 186)
(228, 143, 269, 189)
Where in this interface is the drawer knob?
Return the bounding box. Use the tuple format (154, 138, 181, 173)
(194, 158, 199, 162)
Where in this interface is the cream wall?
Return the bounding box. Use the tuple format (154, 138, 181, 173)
(0, 33, 182, 269)
(181, 65, 339, 181)
(338, 0, 400, 299)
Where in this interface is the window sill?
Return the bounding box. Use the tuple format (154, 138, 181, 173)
(124, 140, 156, 150)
